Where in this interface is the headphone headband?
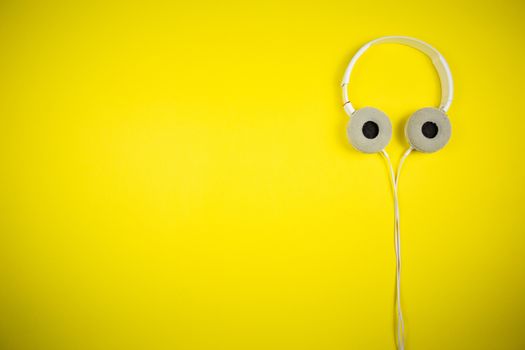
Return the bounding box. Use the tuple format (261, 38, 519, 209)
(341, 36, 454, 116)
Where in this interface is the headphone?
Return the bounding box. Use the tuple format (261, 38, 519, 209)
(340, 36, 454, 350)
(342, 36, 453, 154)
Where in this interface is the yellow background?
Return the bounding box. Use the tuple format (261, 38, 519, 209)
(1, 0, 525, 349)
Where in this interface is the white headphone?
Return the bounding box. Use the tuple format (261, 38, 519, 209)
(341, 36, 454, 350)
(342, 36, 453, 154)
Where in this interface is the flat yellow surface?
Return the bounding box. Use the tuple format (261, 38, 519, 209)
(1, 1, 525, 349)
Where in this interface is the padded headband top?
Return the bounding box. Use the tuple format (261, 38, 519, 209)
(341, 36, 454, 116)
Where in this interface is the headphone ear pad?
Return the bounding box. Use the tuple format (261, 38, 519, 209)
(405, 107, 451, 153)
(347, 107, 392, 153)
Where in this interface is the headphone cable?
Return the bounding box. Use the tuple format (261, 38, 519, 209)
(381, 147, 413, 350)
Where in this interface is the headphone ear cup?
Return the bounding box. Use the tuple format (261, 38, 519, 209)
(405, 107, 451, 153)
(347, 107, 392, 153)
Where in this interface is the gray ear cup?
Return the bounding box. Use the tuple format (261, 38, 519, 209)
(347, 107, 392, 153)
(405, 107, 451, 153)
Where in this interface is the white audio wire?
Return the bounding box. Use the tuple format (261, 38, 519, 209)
(380, 147, 413, 350)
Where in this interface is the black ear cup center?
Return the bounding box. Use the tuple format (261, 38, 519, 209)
(421, 121, 438, 139)
(362, 121, 379, 139)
